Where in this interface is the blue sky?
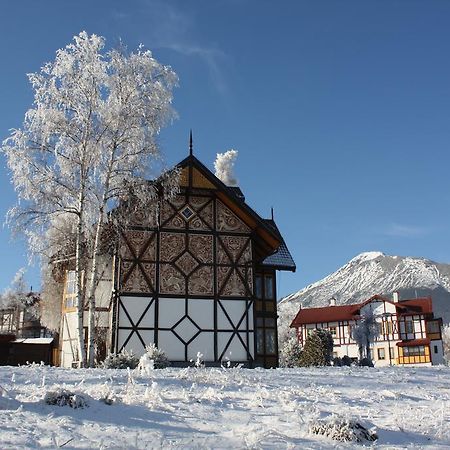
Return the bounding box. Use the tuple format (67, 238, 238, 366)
(1, 0, 450, 298)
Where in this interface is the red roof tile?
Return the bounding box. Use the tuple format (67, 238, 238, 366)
(290, 304, 359, 327)
(397, 338, 430, 347)
(290, 296, 435, 327)
(397, 298, 433, 315)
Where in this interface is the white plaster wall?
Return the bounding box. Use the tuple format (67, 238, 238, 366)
(117, 296, 254, 362)
(60, 311, 79, 368)
(119, 296, 155, 328)
(159, 298, 185, 328)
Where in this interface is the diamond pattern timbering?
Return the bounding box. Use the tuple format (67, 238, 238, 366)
(128, 208, 158, 228)
(189, 196, 209, 210)
(217, 236, 251, 264)
(189, 265, 214, 295)
(238, 267, 253, 294)
(160, 201, 184, 229)
(173, 316, 201, 344)
(197, 201, 214, 229)
(120, 262, 156, 293)
(188, 197, 213, 231)
(217, 266, 251, 297)
(120, 230, 156, 261)
(222, 269, 247, 297)
(189, 234, 213, 264)
(160, 264, 185, 294)
(176, 252, 199, 276)
(216, 200, 250, 233)
(160, 233, 185, 262)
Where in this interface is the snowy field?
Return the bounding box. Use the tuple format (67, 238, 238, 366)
(1, 364, 450, 449)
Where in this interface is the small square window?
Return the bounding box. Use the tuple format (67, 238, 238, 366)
(181, 206, 194, 220)
(377, 348, 386, 360)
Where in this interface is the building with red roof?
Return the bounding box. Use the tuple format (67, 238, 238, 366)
(290, 293, 444, 366)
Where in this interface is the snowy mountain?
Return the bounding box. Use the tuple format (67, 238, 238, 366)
(279, 252, 450, 337)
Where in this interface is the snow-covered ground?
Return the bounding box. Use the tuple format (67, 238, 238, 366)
(1, 364, 450, 449)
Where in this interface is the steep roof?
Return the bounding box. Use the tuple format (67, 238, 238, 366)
(176, 154, 296, 270)
(261, 219, 296, 272)
(290, 303, 358, 327)
(290, 296, 436, 327)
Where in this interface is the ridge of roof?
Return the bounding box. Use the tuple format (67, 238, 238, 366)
(177, 154, 283, 247)
(290, 296, 435, 327)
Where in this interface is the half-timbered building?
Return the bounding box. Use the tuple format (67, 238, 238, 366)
(59, 148, 295, 368)
(290, 293, 444, 366)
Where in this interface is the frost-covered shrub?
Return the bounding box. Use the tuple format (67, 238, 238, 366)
(358, 357, 374, 367)
(341, 355, 353, 366)
(299, 329, 333, 367)
(44, 389, 88, 408)
(190, 352, 205, 368)
(138, 353, 154, 375)
(279, 336, 303, 367)
(142, 343, 170, 369)
(101, 350, 139, 369)
(310, 417, 377, 443)
(0, 388, 20, 411)
(332, 357, 342, 367)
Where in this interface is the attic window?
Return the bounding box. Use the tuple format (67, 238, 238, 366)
(180, 206, 195, 221)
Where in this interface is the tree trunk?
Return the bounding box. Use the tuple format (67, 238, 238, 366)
(75, 206, 86, 368)
(86, 212, 104, 367)
(86, 144, 116, 367)
(365, 340, 371, 361)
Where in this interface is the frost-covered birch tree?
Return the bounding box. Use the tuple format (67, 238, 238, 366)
(2, 32, 179, 367)
(352, 311, 379, 361)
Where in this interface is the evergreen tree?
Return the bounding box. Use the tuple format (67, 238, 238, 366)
(299, 329, 334, 367)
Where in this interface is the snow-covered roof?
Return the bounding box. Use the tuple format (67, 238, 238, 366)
(12, 338, 54, 345)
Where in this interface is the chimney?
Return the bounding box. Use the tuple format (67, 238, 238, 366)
(330, 297, 336, 306)
(393, 292, 400, 303)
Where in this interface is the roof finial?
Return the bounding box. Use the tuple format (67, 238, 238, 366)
(271, 207, 274, 221)
(189, 129, 193, 156)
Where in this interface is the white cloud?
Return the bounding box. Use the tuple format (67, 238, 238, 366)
(111, 0, 230, 96)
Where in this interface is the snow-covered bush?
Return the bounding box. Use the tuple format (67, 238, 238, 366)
(310, 417, 377, 443)
(299, 329, 333, 367)
(101, 350, 139, 369)
(332, 357, 343, 367)
(0, 386, 20, 411)
(138, 353, 154, 375)
(44, 389, 88, 408)
(190, 352, 204, 368)
(142, 343, 170, 369)
(358, 357, 374, 367)
(279, 336, 303, 367)
(341, 355, 353, 366)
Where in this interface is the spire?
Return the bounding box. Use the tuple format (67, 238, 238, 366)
(271, 207, 274, 221)
(189, 129, 193, 156)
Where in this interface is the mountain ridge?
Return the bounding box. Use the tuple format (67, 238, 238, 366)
(278, 252, 450, 340)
